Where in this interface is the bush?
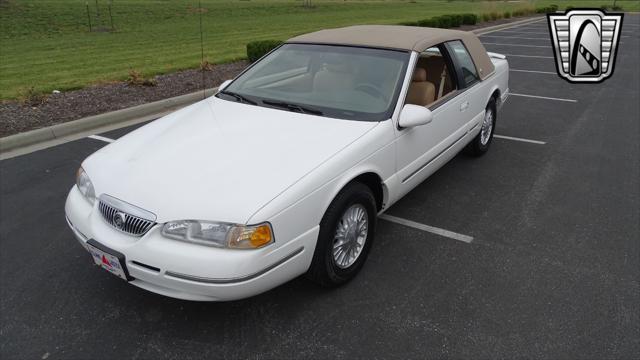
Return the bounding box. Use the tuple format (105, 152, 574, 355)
(489, 11, 500, 21)
(461, 13, 477, 25)
(612, 5, 623, 11)
(417, 18, 438, 27)
(536, 5, 558, 14)
(246, 40, 284, 63)
(451, 14, 463, 27)
(503, 11, 511, 19)
(481, 13, 491, 22)
(434, 14, 461, 28)
(398, 21, 419, 26)
(432, 15, 452, 28)
(126, 70, 157, 87)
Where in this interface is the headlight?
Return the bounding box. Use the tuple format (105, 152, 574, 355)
(161, 220, 274, 249)
(76, 167, 95, 204)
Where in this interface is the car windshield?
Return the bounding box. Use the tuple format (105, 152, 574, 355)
(218, 43, 410, 121)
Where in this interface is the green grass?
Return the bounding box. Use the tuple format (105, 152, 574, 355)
(1, 0, 638, 100)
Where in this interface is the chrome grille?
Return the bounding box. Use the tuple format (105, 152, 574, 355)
(98, 195, 156, 237)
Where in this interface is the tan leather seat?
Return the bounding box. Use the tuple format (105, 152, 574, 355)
(406, 68, 436, 106)
(417, 56, 454, 98)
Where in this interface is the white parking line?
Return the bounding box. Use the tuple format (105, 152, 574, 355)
(87, 135, 115, 143)
(481, 35, 549, 41)
(510, 93, 578, 103)
(504, 54, 554, 59)
(482, 43, 551, 48)
(379, 214, 473, 243)
(477, 18, 546, 36)
(493, 30, 550, 35)
(494, 134, 546, 145)
(510, 69, 556, 75)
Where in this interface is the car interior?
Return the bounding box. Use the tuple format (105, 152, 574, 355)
(406, 46, 456, 107)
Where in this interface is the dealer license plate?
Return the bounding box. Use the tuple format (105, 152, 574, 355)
(86, 242, 128, 281)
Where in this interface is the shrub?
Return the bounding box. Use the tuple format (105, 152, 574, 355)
(461, 13, 477, 25)
(417, 18, 438, 27)
(489, 11, 500, 21)
(612, 5, 623, 11)
(536, 6, 558, 14)
(451, 14, 463, 27)
(481, 13, 491, 22)
(431, 15, 450, 28)
(398, 21, 419, 26)
(18, 86, 46, 106)
(432, 14, 461, 28)
(126, 70, 157, 87)
(503, 11, 511, 19)
(246, 40, 284, 63)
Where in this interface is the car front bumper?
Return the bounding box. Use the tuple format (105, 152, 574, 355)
(64, 186, 318, 301)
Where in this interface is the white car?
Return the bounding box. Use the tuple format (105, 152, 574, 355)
(65, 25, 509, 301)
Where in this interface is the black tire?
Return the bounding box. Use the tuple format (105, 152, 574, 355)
(465, 97, 497, 156)
(306, 182, 377, 287)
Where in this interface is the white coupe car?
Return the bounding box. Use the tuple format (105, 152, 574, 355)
(65, 25, 509, 301)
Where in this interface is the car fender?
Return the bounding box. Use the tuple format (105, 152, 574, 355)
(246, 120, 396, 251)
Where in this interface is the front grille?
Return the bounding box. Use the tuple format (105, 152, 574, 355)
(98, 195, 156, 237)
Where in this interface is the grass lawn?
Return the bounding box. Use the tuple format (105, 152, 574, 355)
(1, 0, 638, 100)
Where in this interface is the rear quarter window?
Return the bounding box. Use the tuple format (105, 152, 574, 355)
(448, 40, 479, 88)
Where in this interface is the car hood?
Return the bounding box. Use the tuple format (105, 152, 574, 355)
(84, 97, 378, 224)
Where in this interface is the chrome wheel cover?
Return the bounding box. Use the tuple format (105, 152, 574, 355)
(332, 204, 368, 269)
(480, 108, 494, 146)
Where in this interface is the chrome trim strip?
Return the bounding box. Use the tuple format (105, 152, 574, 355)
(165, 247, 304, 284)
(402, 132, 467, 183)
(98, 194, 156, 221)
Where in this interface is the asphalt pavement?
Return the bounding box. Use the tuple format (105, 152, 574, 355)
(1, 15, 639, 359)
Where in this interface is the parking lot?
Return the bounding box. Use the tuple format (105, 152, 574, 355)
(1, 16, 639, 359)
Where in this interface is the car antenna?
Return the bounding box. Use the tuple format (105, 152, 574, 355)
(199, 0, 206, 100)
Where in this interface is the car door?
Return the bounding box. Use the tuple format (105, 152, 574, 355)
(445, 40, 486, 133)
(394, 44, 472, 194)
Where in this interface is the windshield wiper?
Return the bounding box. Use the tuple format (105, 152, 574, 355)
(218, 90, 257, 105)
(262, 100, 323, 116)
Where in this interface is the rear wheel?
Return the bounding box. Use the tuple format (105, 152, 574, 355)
(306, 182, 376, 287)
(466, 98, 497, 156)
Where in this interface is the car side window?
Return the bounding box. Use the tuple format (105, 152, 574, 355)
(448, 40, 479, 87)
(405, 45, 457, 107)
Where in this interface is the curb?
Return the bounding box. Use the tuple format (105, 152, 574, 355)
(0, 16, 544, 156)
(0, 88, 217, 154)
(472, 16, 544, 35)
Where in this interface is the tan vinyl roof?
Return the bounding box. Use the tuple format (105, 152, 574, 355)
(287, 25, 495, 79)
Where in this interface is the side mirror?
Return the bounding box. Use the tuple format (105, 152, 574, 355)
(398, 104, 433, 128)
(218, 79, 232, 92)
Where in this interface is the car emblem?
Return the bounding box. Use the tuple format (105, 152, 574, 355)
(548, 9, 623, 83)
(113, 212, 127, 230)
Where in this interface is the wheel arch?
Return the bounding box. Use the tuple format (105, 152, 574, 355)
(344, 172, 386, 212)
(488, 86, 501, 108)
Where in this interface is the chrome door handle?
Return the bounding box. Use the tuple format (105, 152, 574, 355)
(460, 101, 469, 111)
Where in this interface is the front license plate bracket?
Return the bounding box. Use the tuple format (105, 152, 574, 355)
(86, 239, 134, 281)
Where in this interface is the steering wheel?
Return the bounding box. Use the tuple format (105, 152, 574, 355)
(355, 83, 387, 102)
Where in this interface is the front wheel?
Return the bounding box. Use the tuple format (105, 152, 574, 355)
(306, 182, 376, 287)
(466, 98, 496, 156)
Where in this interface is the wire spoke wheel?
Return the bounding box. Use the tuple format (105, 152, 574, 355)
(332, 204, 368, 269)
(480, 107, 494, 146)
